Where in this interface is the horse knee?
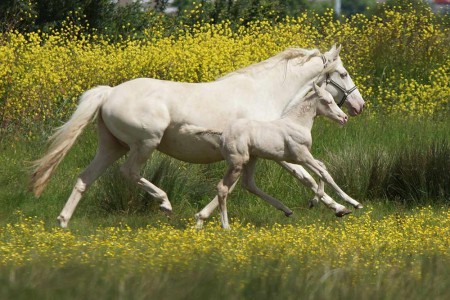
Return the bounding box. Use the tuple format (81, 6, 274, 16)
(120, 165, 139, 182)
(217, 182, 229, 199)
(231, 165, 243, 177)
(315, 160, 327, 170)
(319, 171, 333, 184)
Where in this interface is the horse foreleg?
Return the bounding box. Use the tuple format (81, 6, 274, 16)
(120, 141, 173, 214)
(300, 153, 363, 210)
(242, 158, 293, 216)
(195, 180, 239, 229)
(217, 165, 242, 230)
(277, 161, 352, 216)
(58, 121, 127, 228)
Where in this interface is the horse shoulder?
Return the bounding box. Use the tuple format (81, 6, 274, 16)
(284, 125, 312, 151)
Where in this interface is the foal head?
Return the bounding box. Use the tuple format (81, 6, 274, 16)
(313, 82, 348, 125)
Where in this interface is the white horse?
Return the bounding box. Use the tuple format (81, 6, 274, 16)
(30, 45, 364, 228)
(209, 83, 355, 229)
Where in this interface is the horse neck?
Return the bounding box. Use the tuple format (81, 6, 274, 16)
(281, 94, 318, 130)
(277, 56, 325, 112)
(228, 55, 324, 111)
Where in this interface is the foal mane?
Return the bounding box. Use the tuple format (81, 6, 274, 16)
(280, 89, 318, 118)
(218, 48, 322, 80)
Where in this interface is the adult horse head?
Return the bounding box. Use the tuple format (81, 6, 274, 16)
(321, 45, 365, 116)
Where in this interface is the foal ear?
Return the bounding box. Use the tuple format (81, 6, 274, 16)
(319, 82, 327, 93)
(313, 82, 319, 93)
(314, 82, 327, 98)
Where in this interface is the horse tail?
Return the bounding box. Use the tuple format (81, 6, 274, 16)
(30, 85, 113, 197)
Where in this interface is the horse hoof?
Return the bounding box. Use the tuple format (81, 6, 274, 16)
(57, 216, 68, 228)
(309, 197, 319, 208)
(335, 208, 352, 218)
(159, 205, 173, 215)
(285, 210, 293, 217)
(195, 220, 204, 230)
(194, 214, 204, 229)
(355, 204, 364, 209)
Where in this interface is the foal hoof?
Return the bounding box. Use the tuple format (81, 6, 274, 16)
(308, 198, 319, 209)
(285, 210, 293, 217)
(57, 216, 68, 228)
(335, 208, 352, 218)
(194, 213, 204, 230)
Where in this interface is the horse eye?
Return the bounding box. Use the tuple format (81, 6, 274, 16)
(340, 72, 348, 78)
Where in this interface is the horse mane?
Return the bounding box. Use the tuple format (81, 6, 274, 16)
(322, 58, 340, 75)
(218, 47, 322, 80)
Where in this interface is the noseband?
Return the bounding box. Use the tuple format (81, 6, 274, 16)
(321, 55, 358, 107)
(325, 74, 358, 107)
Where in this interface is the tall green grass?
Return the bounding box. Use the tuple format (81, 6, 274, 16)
(1, 116, 448, 228)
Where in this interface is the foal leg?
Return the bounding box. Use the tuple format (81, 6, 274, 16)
(195, 180, 238, 229)
(242, 158, 293, 216)
(277, 161, 353, 216)
(217, 165, 242, 230)
(299, 152, 363, 209)
(312, 178, 325, 204)
(120, 141, 173, 213)
(57, 120, 128, 228)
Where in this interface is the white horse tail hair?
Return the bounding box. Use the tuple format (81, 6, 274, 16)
(30, 85, 113, 197)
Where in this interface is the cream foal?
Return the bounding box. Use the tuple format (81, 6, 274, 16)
(215, 83, 357, 229)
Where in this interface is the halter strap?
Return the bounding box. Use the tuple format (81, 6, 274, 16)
(323, 73, 357, 107)
(318, 55, 358, 107)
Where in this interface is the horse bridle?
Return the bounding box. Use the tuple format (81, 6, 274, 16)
(321, 55, 358, 107)
(325, 73, 358, 107)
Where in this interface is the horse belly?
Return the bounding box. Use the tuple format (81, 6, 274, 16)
(157, 126, 223, 163)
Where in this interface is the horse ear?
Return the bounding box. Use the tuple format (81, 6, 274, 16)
(319, 82, 327, 93)
(313, 82, 319, 93)
(325, 44, 341, 62)
(335, 44, 342, 56)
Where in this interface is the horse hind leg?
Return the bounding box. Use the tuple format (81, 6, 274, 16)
(120, 141, 173, 214)
(57, 118, 128, 228)
(242, 158, 293, 217)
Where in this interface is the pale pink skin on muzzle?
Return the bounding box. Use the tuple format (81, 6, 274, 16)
(340, 114, 349, 125)
(345, 88, 365, 116)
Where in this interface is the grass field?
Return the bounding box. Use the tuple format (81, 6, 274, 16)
(1, 116, 449, 299)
